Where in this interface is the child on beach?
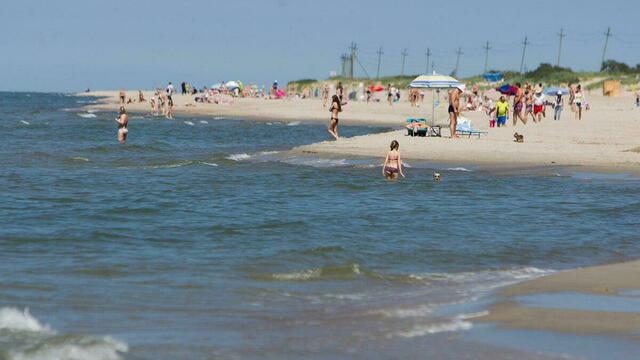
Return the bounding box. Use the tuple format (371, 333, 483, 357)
(327, 95, 341, 140)
(382, 140, 405, 180)
(493, 96, 509, 127)
(533, 90, 545, 123)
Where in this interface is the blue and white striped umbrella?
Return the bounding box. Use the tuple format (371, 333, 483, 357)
(408, 74, 462, 89)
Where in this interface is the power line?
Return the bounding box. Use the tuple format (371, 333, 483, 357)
(425, 48, 432, 74)
(520, 36, 529, 74)
(354, 54, 371, 79)
(400, 48, 409, 75)
(376, 46, 383, 80)
(601, 26, 612, 70)
(482, 41, 491, 73)
(557, 28, 566, 66)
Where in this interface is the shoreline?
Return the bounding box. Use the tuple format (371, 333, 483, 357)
(475, 260, 640, 336)
(79, 90, 640, 176)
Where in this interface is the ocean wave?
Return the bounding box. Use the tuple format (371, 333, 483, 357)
(201, 162, 218, 167)
(287, 121, 301, 126)
(20, 120, 30, 125)
(0, 308, 51, 333)
(0, 307, 128, 360)
(369, 304, 434, 319)
(69, 156, 90, 162)
(183, 121, 195, 126)
(226, 153, 251, 161)
(199, 120, 209, 124)
(255, 263, 362, 282)
(282, 157, 349, 168)
(77, 113, 97, 118)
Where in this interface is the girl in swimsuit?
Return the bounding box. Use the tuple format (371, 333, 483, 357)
(574, 85, 584, 120)
(327, 95, 341, 140)
(382, 140, 405, 180)
(115, 106, 128, 143)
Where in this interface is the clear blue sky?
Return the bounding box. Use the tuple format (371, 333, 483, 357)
(1, 0, 638, 92)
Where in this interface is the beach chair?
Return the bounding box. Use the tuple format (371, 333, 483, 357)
(406, 118, 441, 137)
(455, 118, 487, 139)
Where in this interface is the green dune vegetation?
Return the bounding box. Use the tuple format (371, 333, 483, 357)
(287, 60, 640, 93)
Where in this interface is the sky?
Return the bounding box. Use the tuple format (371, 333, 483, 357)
(1, 0, 638, 92)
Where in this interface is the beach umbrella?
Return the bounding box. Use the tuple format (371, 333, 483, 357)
(495, 84, 518, 96)
(545, 87, 569, 96)
(408, 74, 463, 123)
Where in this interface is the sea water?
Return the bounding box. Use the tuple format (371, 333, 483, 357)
(1, 92, 639, 359)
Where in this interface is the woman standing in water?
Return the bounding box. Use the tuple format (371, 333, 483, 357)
(115, 106, 128, 143)
(382, 140, 405, 180)
(327, 95, 341, 140)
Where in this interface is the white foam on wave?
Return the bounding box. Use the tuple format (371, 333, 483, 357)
(11, 336, 128, 360)
(0, 307, 51, 333)
(258, 151, 279, 156)
(390, 319, 473, 338)
(370, 304, 433, 319)
(446, 167, 472, 172)
(213, 116, 224, 120)
(201, 162, 218, 167)
(283, 157, 349, 168)
(183, 121, 195, 126)
(199, 120, 209, 124)
(0, 307, 128, 360)
(226, 153, 251, 161)
(20, 120, 31, 125)
(271, 269, 322, 281)
(287, 121, 301, 126)
(70, 157, 90, 162)
(77, 113, 97, 118)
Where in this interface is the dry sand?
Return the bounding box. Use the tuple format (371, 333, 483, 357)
(80, 89, 640, 174)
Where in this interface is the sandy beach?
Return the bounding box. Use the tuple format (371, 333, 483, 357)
(81, 89, 640, 174)
(476, 260, 640, 336)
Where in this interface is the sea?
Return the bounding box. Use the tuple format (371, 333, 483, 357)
(1, 92, 639, 359)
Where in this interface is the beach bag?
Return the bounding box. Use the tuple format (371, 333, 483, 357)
(489, 118, 496, 128)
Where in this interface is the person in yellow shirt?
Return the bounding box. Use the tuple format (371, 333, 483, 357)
(493, 96, 510, 127)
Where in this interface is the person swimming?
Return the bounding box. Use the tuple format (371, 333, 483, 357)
(382, 140, 405, 180)
(115, 106, 128, 143)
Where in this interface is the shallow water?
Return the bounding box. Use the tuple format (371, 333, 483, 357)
(1, 93, 640, 359)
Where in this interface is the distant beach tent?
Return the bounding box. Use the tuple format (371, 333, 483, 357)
(482, 72, 503, 82)
(408, 74, 462, 123)
(225, 81, 240, 90)
(495, 84, 519, 96)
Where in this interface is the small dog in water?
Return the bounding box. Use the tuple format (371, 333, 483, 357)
(513, 132, 524, 143)
(433, 172, 441, 182)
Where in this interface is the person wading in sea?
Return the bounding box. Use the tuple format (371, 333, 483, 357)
(115, 106, 128, 143)
(447, 84, 464, 138)
(382, 140, 405, 180)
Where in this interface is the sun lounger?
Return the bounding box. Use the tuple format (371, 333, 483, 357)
(406, 118, 441, 137)
(455, 118, 487, 139)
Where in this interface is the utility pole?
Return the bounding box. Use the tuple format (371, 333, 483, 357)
(520, 36, 529, 74)
(601, 27, 612, 71)
(376, 46, 383, 79)
(557, 28, 566, 67)
(454, 47, 463, 77)
(340, 53, 349, 78)
(400, 48, 409, 76)
(482, 41, 491, 73)
(424, 48, 432, 74)
(349, 42, 357, 79)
